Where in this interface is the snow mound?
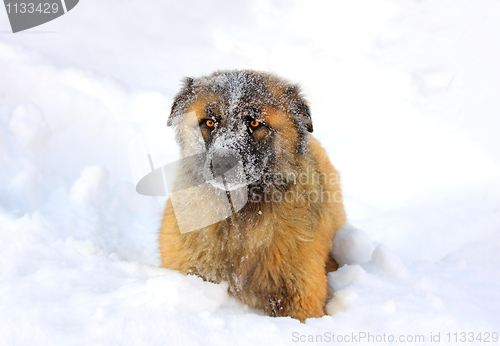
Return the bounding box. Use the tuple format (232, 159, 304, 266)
(332, 223, 376, 266)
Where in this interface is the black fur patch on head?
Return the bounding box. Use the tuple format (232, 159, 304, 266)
(284, 85, 313, 133)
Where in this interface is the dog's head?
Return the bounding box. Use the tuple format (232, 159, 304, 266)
(167, 70, 313, 191)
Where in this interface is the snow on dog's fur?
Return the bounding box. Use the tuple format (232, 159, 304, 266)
(160, 70, 347, 322)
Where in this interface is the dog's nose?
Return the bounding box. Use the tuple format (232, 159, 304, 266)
(211, 153, 239, 177)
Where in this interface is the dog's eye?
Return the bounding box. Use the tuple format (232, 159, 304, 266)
(250, 120, 260, 128)
(206, 119, 215, 127)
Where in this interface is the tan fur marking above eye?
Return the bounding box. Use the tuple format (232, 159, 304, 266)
(189, 99, 212, 121)
(187, 94, 223, 122)
(262, 107, 290, 129)
(263, 108, 298, 142)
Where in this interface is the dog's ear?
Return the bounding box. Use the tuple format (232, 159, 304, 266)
(167, 77, 195, 127)
(285, 85, 313, 133)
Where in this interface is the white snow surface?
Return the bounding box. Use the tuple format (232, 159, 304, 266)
(1, 0, 500, 345)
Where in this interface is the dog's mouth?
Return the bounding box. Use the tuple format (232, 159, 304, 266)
(208, 178, 248, 192)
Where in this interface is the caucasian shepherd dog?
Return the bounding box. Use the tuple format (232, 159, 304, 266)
(160, 70, 346, 322)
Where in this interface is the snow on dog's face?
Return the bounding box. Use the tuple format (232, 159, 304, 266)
(167, 70, 313, 191)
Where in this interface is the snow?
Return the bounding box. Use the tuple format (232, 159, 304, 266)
(331, 224, 375, 266)
(1, 0, 499, 345)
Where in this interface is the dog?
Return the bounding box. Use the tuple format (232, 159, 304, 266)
(159, 70, 346, 322)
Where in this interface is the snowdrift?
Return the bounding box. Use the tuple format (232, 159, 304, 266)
(1, 0, 499, 344)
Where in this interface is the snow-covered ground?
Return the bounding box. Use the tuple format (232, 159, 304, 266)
(1, 0, 499, 344)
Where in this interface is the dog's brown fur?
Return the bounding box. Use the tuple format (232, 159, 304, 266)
(159, 70, 346, 322)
